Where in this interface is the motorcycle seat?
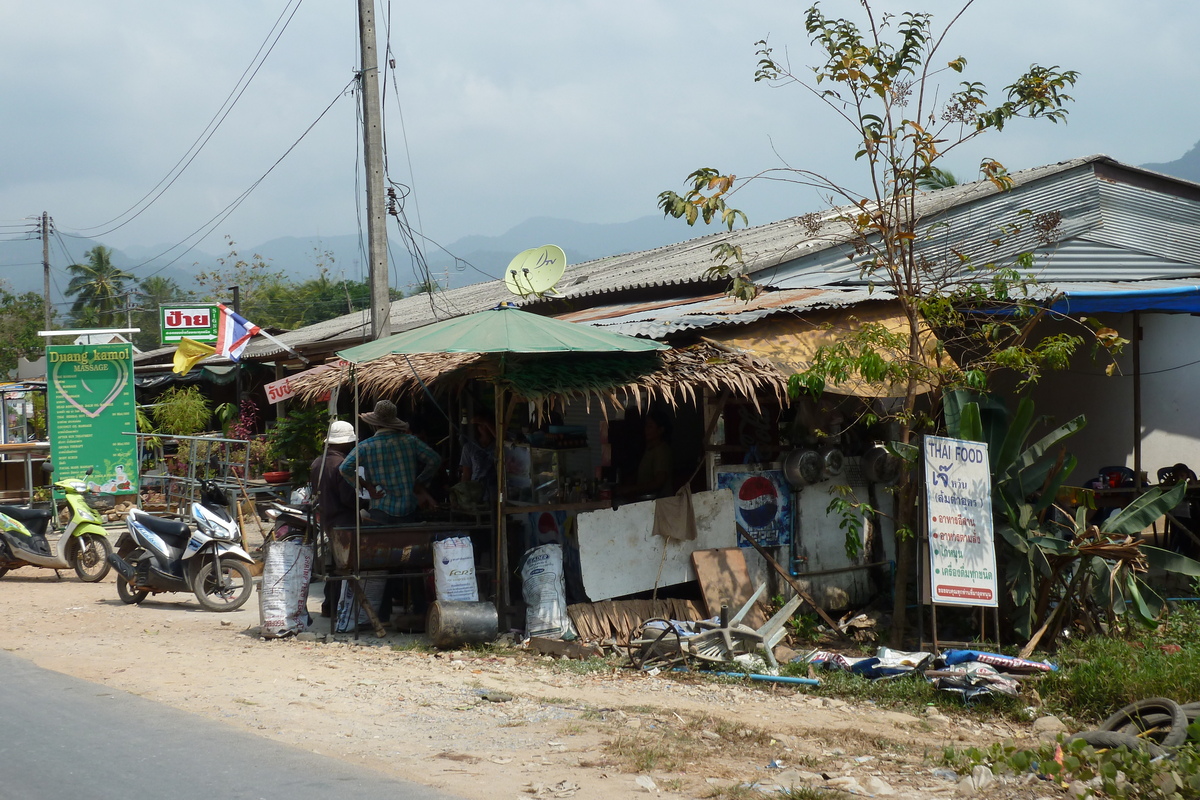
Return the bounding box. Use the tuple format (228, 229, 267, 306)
(0, 505, 53, 524)
(134, 513, 191, 541)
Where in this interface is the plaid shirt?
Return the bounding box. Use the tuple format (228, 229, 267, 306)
(339, 430, 442, 518)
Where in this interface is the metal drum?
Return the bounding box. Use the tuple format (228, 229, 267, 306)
(426, 600, 498, 649)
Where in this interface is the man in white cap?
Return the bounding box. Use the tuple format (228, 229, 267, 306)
(310, 420, 361, 533)
(340, 399, 442, 523)
(310, 419, 362, 617)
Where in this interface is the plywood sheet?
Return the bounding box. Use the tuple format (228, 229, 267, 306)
(577, 489, 736, 601)
(690, 547, 767, 629)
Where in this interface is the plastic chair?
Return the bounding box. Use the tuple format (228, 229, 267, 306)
(1158, 464, 1197, 486)
(1097, 466, 1135, 489)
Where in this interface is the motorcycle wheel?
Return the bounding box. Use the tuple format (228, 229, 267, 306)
(72, 533, 113, 582)
(116, 574, 149, 604)
(192, 558, 254, 612)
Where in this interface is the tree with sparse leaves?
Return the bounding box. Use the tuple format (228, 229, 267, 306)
(659, 1, 1122, 644)
(0, 283, 47, 377)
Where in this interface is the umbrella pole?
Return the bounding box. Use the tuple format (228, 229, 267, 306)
(494, 384, 508, 626)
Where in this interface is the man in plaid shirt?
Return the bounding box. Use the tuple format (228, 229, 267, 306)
(340, 400, 442, 523)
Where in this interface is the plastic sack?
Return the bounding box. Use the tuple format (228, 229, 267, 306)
(258, 539, 314, 639)
(334, 577, 386, 633)
(520, 543, 576, 640)
(433, 535, 478, 602)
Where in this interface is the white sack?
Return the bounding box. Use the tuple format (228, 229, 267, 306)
(258, 539, 314, 639)
(433, 535, 478, 602)
(520, 543, 576, 640)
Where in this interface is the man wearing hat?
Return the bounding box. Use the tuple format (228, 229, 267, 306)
(339, 399, 442, 523)
(310, 420, 362, 617)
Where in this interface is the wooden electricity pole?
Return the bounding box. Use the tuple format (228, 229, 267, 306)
(358, 0, 390, 342)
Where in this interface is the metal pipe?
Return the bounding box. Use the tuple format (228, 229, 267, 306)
(673, 668, 820, 686)
(789, 560, 892, 579)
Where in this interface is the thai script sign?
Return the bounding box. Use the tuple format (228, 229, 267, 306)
(47, 344, 138, 495)
(159, 304, 219, 345)
(923, 435, 997, 607)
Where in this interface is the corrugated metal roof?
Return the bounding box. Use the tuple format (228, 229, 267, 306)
(242, 154, 1200, 359)
(553, 287, 890, 338)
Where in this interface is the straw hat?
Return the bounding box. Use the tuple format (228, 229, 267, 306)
(325, 420, 357, 445)
(359, 399, 410, 432)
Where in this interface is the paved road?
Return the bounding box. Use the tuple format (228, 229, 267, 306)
(0, 650, 461, 800)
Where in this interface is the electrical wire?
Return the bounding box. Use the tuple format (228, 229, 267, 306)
(61, 1, 307, 239)
(121, 79, 356, 281)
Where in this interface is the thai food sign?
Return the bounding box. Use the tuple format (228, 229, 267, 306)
(923, 435, 997, 607)
(46, 344, 138, 495)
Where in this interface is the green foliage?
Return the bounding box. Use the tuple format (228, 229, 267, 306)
(944, 734, 1200, 799)
(150, 386, 212, 436)
(1037, 604, 1200, 723)
(131, 276, 192, 351)
(0, 283, 47, 376)
(65, 246, 134, 327)
(264, 405, 328, 483)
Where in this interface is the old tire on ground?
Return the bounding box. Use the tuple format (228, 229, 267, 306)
(1100, 698, 1188, 748)
(72, 533, 113, 582)
(1181, 701, 1200, 724)
(1069, 730, 1168, 757)
(192, 558, 253, 612)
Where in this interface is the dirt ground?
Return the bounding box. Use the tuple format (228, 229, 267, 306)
(0, 558, 1056, 800)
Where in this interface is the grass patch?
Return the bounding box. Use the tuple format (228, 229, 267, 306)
(551, 655, 622, 675)
(1038, 609, 1200, 723)
(605, 730, 700, 772)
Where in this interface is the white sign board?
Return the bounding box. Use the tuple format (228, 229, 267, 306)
(576, 489, 736, 601)
(923, 435, 998, 607)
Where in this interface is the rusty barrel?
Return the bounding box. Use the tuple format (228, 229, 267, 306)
(427, 600, 498, 649)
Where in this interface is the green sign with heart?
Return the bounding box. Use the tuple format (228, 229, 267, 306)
(47, 344, 138, 495)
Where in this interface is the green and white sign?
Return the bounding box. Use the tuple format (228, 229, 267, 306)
(47, 344, 138, 495)
(159, 304, 219, 345)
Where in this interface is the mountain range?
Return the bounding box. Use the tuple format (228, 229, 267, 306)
(0, 214, 689, 303)
(5, 142, 1200, 307)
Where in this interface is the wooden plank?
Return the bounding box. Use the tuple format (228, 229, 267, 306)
(529, 636, 603, 660)
(690, 547, 766, 629)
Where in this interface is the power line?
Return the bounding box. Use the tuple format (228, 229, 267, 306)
(61, 1, 307, 239)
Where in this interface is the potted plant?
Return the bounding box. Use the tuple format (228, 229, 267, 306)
(264, 405, 328, 485)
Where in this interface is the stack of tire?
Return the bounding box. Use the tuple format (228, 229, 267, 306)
(1069, 698, 1200, 756)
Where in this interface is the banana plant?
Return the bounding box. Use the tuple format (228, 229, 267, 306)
(946, 390, 1200, 643)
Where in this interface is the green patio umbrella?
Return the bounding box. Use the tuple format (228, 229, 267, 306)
(335, 303, 666, 621)
(337, 304, 666, 363)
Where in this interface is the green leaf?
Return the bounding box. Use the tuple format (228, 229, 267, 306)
(1101, 482, 1186, 536)
(1142, 544, 1200, 577)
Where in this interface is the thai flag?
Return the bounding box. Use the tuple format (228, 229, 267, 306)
(215, 303, 261, 361)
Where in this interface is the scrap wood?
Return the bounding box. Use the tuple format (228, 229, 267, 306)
(737, 524, 852, 644)
(350, 578, 387, 638)
(690, 547, 768, 629)
(529, 636, 603, 660)
(566, 598, 705, 646)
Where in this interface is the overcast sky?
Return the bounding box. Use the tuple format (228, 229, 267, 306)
(3, 1, 1197, 264)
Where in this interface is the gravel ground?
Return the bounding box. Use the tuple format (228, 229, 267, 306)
(0, 560, 1059, 799)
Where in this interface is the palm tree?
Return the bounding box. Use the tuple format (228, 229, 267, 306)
(65, 246, 134, 326)
(133, 275, 190, 350)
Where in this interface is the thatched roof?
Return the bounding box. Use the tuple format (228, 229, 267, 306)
(290, 343, 788, 413)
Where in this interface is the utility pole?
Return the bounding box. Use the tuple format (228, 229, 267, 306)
(41, 212, 51, 330)
(358, 0, 390, 342)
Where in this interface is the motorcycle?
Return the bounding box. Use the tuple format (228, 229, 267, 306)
(263, 501, 313, 543)
(0, 466, 112, 582)
(109, 480, 255, 612)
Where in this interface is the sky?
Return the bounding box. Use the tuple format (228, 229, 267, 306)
(2, 0, 1198, 268)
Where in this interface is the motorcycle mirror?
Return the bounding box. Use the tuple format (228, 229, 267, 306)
(85, 466, 94, 477)
(41, 460, 54, 475)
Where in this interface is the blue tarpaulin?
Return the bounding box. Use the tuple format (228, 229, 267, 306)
(1049, 283, 1200, 314)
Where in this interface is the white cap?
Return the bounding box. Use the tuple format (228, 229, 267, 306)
(326, 420, 357, 445)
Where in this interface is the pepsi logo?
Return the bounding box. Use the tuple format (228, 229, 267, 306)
(737, 475, 779, 529)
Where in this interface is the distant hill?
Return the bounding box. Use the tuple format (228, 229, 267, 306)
(1142, 140, 1200, 184)
(0, 215, 688, 302)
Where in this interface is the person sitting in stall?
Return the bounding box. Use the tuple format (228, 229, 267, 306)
(459, 413, 496, 491)
(622, 409, 674, 500)
(339, 399, 442, 524)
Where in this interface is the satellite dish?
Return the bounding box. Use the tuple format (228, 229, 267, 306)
(504, 244, 567, 297)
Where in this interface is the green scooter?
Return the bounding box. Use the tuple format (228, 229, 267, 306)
(0, 466, 112, 581)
